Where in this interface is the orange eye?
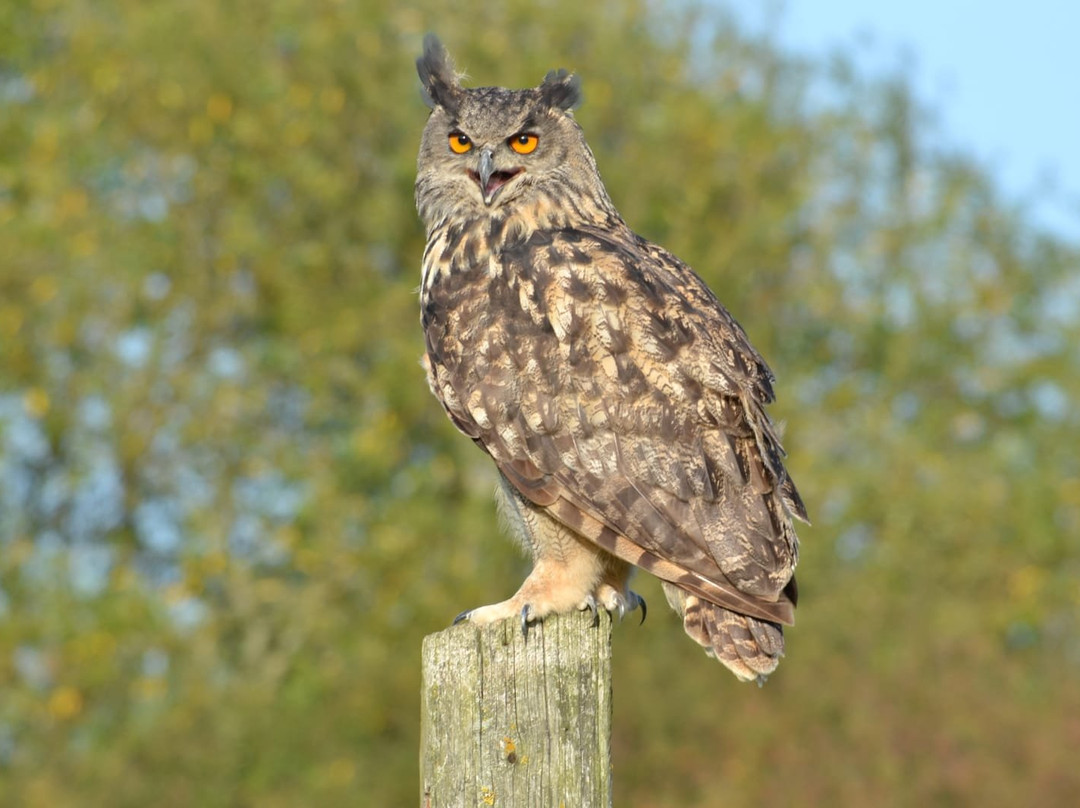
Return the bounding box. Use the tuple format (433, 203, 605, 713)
(448, 132, 472, 154)
(509, 133, 539, 155)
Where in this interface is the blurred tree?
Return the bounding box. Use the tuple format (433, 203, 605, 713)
(0, 0, 1077, 805)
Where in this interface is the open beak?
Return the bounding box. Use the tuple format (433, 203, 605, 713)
(472, 148, 523, 206)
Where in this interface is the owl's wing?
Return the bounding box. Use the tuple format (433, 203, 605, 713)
(424, 226, 806, 625)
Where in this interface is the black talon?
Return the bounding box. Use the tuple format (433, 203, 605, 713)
(585, 595, 599, 627)
(637, 594, 647, 625)
(614, 599, 626, 622)
(453, 610, 471, 625)
(520, 605, 531, 641)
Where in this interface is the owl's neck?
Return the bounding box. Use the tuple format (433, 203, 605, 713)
(421, 193, 626, 295)
(422, 186, 621, 237)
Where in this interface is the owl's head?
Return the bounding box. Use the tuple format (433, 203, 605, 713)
(415, 35, 613, 230)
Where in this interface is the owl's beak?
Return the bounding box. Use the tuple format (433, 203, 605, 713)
(477, 149, 496, 193)
(473, 148, 522, 206)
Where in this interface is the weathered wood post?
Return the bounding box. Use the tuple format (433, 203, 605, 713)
(420, 609, 613, 807)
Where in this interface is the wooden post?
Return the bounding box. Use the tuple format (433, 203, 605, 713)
(420, 609, 613, 808)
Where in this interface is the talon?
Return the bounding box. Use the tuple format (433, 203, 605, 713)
(584, 594, 599, 627)
(520, 605, 531, 641)
(637, 594, 647, 625)
(453, 610, 471, 625)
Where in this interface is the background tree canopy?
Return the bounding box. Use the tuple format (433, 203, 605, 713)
(1, 0, 1078, 805)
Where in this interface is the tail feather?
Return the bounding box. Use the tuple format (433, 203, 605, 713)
(663, 583, 785, 683)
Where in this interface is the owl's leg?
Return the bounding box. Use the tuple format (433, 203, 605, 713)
(455, 521, 606, 631)
(455, 475, 638, 633)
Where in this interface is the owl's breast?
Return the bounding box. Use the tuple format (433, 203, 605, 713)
(421, 221, 569, 443)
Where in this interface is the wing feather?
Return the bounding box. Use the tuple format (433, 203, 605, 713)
(424, 224, 805, 623)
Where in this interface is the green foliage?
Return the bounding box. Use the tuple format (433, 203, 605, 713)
(1, 0, 1077, 804)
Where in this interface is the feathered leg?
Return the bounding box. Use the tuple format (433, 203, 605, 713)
(455, 475, 643, 632)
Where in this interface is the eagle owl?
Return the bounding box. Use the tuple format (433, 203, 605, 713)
(415, 36, 807, 681)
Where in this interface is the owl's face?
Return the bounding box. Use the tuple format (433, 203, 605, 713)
(415, 37, 609, 231)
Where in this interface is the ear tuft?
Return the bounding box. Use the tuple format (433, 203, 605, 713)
(416, 34, 463, 114)
(539, 68, 582, 111)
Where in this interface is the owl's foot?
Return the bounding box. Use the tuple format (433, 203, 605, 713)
(453, 588, 602, 640)
(453, 585, 646, 639)
(452, 552, 620, 639)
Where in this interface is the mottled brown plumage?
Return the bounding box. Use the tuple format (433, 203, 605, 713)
(415, 35, 807, 681)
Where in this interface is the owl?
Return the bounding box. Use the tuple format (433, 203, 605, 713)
(415, 35, 807, 682)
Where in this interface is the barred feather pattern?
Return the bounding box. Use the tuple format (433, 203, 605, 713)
(415, 39, 806, 680)
(420, 212, 806, 679)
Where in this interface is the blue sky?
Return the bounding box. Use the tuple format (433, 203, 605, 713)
(738, 1, 1080, 241)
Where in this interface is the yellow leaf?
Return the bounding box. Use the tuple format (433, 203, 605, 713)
(1007, 565, 1046, 603)
(31, 124, 60, 163)
(23, 388, 50, 418)
(58, 188, 88, 219)
(47, 686, 84, 720)
(287, 84, 313, 109)
(71, 229, 98, 257)
(202, 551, 229, 576)
(207, 93, 234, 123)
(133, 677, 167, 701)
